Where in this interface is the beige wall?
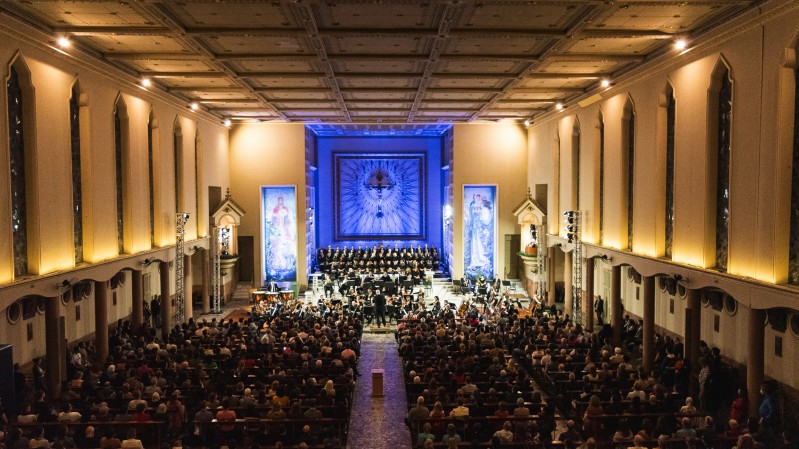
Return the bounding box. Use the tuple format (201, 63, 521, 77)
(452, 123, 528, 280)
(228, 123, 308, 289)
(529, 5, 799, 389)
(0, 23, 227, 362)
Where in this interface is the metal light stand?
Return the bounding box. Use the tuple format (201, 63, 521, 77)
(567, 211, 583, 325)
(175, 213, 189, 324)
(211, 226, 222, 314)
(535, 223, 547, 303)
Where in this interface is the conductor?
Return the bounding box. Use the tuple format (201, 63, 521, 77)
(373, 289, 387, 327)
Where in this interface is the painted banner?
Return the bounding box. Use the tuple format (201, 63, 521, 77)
(334, 153, 425, 239)
(463, 184, 497, 280)
(261, 185, 297, 282)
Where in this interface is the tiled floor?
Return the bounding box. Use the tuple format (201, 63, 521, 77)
(347, 332, 412, 449)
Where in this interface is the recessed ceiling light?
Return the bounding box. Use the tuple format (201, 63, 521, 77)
(140, 78, 151, 87)
(674, 38, 688, 51)
(57, 36, 70, 48)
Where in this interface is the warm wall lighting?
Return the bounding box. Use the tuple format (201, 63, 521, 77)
(190, 102, 199, 111)
(223, 119, 232, 127)
(141, 78, 152, 87)
(674, 38, 688, 51)
(555, 103, 564, 111)
(600, 79, 611, 88)
(524, 119, 531, 127)
(57, 36, 71, 48)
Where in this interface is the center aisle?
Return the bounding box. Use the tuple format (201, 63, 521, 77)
(347, 332, 412, 449)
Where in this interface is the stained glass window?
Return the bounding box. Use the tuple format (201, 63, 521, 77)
(195, 133, 200, 233)
(627, 110, 635, 250)
(70, 87, 83, 264)
(665, 90, 676, 259)
(174, 131, 181, 213)
(148, 116, 155, 247)
(789, 67, 799, 284)
(715, 69, 732, 271)
(7, 66, 28, 277)
(599, 115, 605, 245)
(574, 126, 580, 210)
(114, 109, 124, 254)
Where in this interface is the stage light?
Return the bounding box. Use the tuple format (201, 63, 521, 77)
(674, 38, 688, 51)
(141, 78, 152, 87)
(57, 36, 71, 48)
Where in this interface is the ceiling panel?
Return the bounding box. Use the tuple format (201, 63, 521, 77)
(202, 35, 310, 54)
(3, 0, 755, 122)
(163, 2, 295, 28)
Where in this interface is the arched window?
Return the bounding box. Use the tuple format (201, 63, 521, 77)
(173, 120, 183, 216)
(712, 65, 733, 271)
(114, 97, 129, 255)
(623, 100, 635, 250)
(70, 84, 85, 264)
(194, 130, 202, 237)
(148, 112, 155, 247)
(7, 64, 29, 277)
(664, 86, 676, 259)
(572, 119, 580, 211)
(598, 113, 605, 245)
(789, 65, 799, 283)
(554, 131, 561, 224)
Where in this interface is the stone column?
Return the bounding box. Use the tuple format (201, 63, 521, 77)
(201, 249, 211, 314)
(686, 288, 702, 395)
(94, 280, 109, 363)
(563, 251, 573, 318)
(184, 254, 193, 321)
(642, 275, 656, 372)
(44, 297, 62, 396)
(160, 261, 172, 336)
(131, 270, 144, 331)
(584, 257, 595, 330)
(546, 252, 556, 306)
(747, 308, 765, 418)
(611, 265, 622, 346)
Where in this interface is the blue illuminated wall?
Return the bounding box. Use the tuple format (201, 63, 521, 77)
(317, 136, 442, 249)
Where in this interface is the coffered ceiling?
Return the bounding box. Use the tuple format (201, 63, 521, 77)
(1, 0, 756, 124)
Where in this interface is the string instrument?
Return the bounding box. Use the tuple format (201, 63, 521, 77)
(459, 297, 471, 317)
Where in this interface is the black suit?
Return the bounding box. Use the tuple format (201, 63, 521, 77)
(373, 293, 387, 326)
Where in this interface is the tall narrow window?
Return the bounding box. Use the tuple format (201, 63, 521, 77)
(70, 86, 83, 264)
(715, 69, 732, 271)
(148, 114, 155, 247)
(665, 90, 676, 259)
(573, 121, 580, 211)
(788, 67, 799, 284)
(173, 125, 182, 215)
(114, 106, 125, 254)
(599, 115, 605, 245)
(194, 132, 200, 235)
(626, 107, 635, 250)
(7, 66, 28, 277)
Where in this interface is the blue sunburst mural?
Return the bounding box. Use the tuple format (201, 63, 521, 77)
(334, 153, 426, 239)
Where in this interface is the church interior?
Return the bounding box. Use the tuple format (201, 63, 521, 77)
(1, 0, 799, 448)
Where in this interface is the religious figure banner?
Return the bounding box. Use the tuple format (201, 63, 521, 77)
(334, 153, 425, 239)
(261, 185, 297, 282)
(463, 184, 497, 280)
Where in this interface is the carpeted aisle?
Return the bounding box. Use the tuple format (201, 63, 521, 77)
(347, 332, 411, 449)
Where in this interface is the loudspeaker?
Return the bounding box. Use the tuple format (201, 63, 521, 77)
(0, 345, 14, 414)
